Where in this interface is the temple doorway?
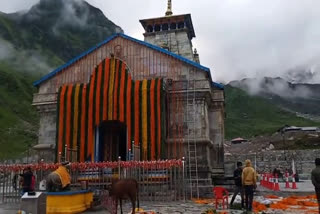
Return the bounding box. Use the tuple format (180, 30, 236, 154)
(95, 121, 127, 162)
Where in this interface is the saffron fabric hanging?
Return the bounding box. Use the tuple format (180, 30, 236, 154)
(56, 57, 166, 162)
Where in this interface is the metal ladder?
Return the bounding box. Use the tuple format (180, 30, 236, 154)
(186, 68, 199, 199)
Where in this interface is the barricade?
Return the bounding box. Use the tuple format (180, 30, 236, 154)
(0, 159, 185, 204)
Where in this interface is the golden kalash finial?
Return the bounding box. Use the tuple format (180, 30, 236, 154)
(165, 0, 173, 16)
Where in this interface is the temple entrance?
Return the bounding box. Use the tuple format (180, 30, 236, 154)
(95, 121, 127, 162)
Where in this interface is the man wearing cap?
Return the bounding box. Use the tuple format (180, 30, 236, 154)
(230, 161, 244, 208)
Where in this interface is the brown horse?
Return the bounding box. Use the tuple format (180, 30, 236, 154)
(108, 178, 139, 214)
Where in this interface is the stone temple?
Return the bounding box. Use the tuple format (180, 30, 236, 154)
(32, 0, 225, 197)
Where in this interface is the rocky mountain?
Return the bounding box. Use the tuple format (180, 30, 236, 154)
(285, 66, 320, 84)
(0, 0, 318, 159)
(229, 77, 320, 121)
(0, 0, 122, 160)
(0, 0, 122, 63)
(224, 85, 320, 140)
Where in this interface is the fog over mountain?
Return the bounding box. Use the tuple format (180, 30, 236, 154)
(0, 0, 122, 74)
(1, 0, 320, 83)
(229, 77, 320, 120)
(229, 77, 320, 99)
(0, 0, 123, 159)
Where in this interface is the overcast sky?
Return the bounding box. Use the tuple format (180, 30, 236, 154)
(1, 0, 320, 83)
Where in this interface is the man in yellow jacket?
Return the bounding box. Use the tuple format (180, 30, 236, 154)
(242, 159, 257, 212)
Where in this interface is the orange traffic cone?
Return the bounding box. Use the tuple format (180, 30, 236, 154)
(285, 171, 290, 188)
(260, 173, 264, 186)
(264, 174, 267, 187)
(274, 174, 280, 191)
(267, 174, 272, 189)
(292, 174, 297, 189)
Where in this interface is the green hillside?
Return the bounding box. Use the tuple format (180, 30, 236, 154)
(0, 0, 122, 160)
(0, 0, 318, 160)
(0, 0, 122, 62)
(0, 61, 40, 160)
(225, 85, 320, 140)
(229, 77, 320, 118)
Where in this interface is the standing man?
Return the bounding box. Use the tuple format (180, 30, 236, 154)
(19, 167, 33, 195)
(242, 159, 257, 212)
(230, 161, 244, 208)
(311, 158, 320, 213)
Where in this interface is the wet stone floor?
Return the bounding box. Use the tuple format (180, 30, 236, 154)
(84, 201, 239, 214)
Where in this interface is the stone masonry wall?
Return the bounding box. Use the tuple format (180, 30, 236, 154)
(144, 30, 194, 61)
(225, 149, 320, 179)
(38, 108, 56, 146)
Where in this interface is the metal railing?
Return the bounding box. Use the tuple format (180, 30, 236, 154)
(0, 159, 186, 204)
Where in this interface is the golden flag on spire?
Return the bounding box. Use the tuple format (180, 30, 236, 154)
(165, 0, 173, 16)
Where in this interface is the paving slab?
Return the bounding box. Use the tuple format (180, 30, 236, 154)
(1, 180, 318, 214)
(0, 203, 19, 214)
(84, 201, 239, 214)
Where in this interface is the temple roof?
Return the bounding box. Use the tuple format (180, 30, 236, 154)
(33, 33, 223, 89)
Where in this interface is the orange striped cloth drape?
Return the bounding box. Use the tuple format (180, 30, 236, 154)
(56, 57, 166, 162)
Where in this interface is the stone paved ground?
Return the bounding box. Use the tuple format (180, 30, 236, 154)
(84, 201, 240, 214)
(83, 181, 319, 214)
(0, 203, 18, 214)
(1, 180, 318, 214)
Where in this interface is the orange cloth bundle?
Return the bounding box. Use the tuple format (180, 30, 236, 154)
(270, 202, 289, 210)
(253, 201, 267, 212)
(265, 195, 279, 199)
(281, 198, 299, 206)
(53, 166, 71, 188)
(298, 201, 319, 207)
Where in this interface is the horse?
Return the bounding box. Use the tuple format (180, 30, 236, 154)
(107, 178, 139, 214)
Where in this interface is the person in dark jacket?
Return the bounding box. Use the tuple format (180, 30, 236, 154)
(311, 158, 320, 213)
(230, 161, 244, 208)
(20, 167, 33, 195)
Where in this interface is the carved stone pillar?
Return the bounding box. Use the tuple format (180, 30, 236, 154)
(32, 93, 57, 162)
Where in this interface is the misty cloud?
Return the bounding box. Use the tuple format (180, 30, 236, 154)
(0, 39, 15, 60)
(21, 0, 90, 35)
(0, 0, 38, 13)
(285, 64, 320, 84)
(199, 1, 320, 83)
(53, 0, 90, 31)
(1, 0, 320, 83)
(230, 77, 317, 99)
(0, 39, 52, 74)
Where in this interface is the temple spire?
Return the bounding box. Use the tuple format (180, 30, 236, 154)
(165, 0, 173, 16)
